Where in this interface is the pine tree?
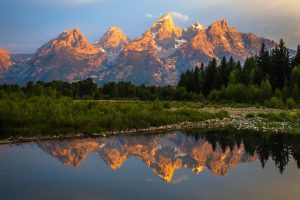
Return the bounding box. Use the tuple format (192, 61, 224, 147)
(256, 42, 270, 78)
(270, 39, 291, 89)
(228, 56, 236, 71)
(236, 61, 242, 71)
(219, 56, 230, 86)
(292, 45, 300, 67)
(187, 69, 195, 92)
(193, 66, 201, 93)
(178, 72, 188, 88)
(202, 58, 217, 96)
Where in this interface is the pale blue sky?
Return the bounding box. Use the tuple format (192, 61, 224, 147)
(0, 0, 299, 53)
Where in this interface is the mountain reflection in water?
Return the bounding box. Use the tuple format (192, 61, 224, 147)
(36, 130, 300, 183)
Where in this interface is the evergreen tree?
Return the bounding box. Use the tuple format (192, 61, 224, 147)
(243, 57, 259, 85)
(236, 61, 242, 71)
(292, 45, 300, 67)
(270, 39, 291, 89)
(291, 65, 300, 102)
(293, 84, 300, 103)
(228, 56, 236, 71)
(202, 58, 217, 96)
(256, 42, 271, 78)
(187, 69, 195, 92)
(193, 66, 201, 93)
(214, 70, 223, 90)
(178, 72, 188, 88)
(219, 56, 230, 86)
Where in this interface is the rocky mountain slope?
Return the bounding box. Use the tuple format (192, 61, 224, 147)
(0, 13, 278, 85)
(0, 49, 13, 73)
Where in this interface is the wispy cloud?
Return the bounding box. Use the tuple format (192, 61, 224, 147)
(145, 13, 154, 18)
(170, 11, 189, 22)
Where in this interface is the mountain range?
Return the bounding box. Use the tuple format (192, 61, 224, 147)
(0, 13, 278, 85)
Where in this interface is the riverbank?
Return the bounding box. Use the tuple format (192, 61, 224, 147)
(0, 98, 229, 139)
(1, 105, 300, 144)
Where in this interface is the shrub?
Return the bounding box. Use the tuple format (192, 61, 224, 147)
(268, 96, 284, 108)
(286, 98, 296, 109)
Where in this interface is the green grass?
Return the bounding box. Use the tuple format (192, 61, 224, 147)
(0, 97, 229, 137)
(256, 111, 300, 134)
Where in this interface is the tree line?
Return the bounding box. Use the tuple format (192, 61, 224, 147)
(178, 39, 300, 107)
(0, 78, 201, 101)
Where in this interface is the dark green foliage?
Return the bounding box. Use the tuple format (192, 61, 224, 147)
(242, 57, 260, 85)
(219, 56, 230, 86)
(291, 65, 300, 103)
(270, 39, 291, 89)
(203, 58, 218, 95)
(256, 42, 271, 78)
(292, 45, 300, 67)
(0, 97, 229, 136)
(178, 39, 299, 108)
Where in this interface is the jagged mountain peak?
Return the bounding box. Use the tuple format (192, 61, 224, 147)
(36, 28, 102, 57)
(183, 22, 206, 40)
(56, 28, 89, 48)
(94, 26, 128, 49)
(157, 13, 173, 23)
(107, 26, 123, 32)
(191, 22, 206, 30)
(209, 19, 232, 30)
(150, 13, 181, 38)
(102, 26, 126, 39)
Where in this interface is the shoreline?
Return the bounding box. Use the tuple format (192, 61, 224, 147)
(0, 111, 295, 145)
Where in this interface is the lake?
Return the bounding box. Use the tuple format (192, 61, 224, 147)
(0, 129, 300, 200)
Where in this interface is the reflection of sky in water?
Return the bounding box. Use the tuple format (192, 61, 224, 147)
(0, 131, 299, 200)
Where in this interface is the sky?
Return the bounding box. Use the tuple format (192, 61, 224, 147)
(0, 0, 299, 54)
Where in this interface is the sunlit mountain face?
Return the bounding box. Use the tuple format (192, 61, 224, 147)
(37, 130, 300, 183)
(0, 13, 282, 85)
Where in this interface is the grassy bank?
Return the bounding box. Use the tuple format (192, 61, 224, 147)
(255, 111, 300, 133)
(0, 98, 228, 137)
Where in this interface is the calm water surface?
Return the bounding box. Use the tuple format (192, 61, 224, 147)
(0, 129, 300, 200)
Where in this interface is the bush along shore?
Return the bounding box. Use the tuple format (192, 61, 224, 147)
(1, 98, 300, 144)
(0, 98, 229, 139)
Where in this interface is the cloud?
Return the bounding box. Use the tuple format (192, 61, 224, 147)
(145, 13, 154, 18)
(170, 11, 189, 22)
